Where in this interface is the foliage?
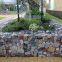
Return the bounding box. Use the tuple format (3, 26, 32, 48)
(29, 19, 41, 25)
(2, 18, 40, 32)
(10, 5, 15, 11)
(2, 13, 57, 32)
(0, 16, 4, 20)
(29, 23, 40, 31)
(45, 13, 62, 24)
(43, 24, 54, 30)
(31, 7, 40, 15)
(0, 1, 3, 11)
(41, 17, 50, 23)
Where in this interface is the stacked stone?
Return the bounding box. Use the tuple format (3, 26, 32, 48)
(0, 36, 6, 56)
(0, 31, 62, 57)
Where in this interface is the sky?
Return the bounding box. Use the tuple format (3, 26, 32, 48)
(0, 0, 16, 4)
(3, 0, 16, 2)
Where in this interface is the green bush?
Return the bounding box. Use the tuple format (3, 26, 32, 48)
(29, 23, 40, 31)
(41, 18, 50, 23)
(29, 19, 41, 25)
(43, 25, 54, 30)
(31, 8, 41, 15)
(2, 13, 55, 32)
(2, 18, 41, 32)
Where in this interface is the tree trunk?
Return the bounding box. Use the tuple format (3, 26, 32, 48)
(17, 0, 20, 22)
(41, 0, 44, 21)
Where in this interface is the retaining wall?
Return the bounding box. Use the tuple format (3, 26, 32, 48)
(0, 31, 62, 57)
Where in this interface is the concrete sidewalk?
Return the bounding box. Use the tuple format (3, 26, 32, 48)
(0, 12, 26, 29)
(0, 57, 62, 62)
(0, 15, 17, 29)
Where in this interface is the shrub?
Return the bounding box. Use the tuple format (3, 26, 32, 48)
(31, 7, 41, 15)
(29, 23, 40, 32)
(29, 19, 41, 25)
(43, 25, 54, 30)
(2, 18, 40, 32)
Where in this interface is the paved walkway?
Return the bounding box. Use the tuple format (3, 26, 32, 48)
(0, 57, 62, 62)
(0, 12, 26, 30)
(0, 15, 17, 29)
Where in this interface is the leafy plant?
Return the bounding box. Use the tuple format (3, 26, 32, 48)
(29, 23, 39, 32)
(2, 18, 40, 32)
(31, 7, 41, 15)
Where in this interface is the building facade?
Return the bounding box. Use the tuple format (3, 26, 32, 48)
(46, 0, 62, 11)
(54, 0, 62, 11)
(46, 0, 62, 19)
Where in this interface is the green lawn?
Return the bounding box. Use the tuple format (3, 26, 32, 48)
(0, 16, 4, 20)
(46, 13, 62, 24)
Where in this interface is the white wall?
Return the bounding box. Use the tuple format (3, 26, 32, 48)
(46, 0, 55, 10)
(49, 0, 55, 10)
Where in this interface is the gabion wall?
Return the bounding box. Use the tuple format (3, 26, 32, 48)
(0, 32, 62, 57)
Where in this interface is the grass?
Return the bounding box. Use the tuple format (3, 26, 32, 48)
(0, 57, 62, 62)
(0, 16, 4, 20)
(45, 13, 62, 24)
(2, 18, 41, 32)
(8, 11, 17, 15)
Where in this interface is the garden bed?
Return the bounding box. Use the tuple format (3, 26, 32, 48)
(2, 13, 60, 32)
(2, 18, 42, 32)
